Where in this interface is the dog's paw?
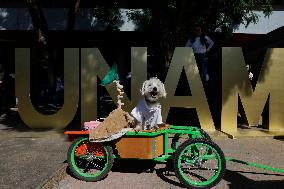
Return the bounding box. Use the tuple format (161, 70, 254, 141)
(134, 125, 142, 132)
(153, 125, 160, 131)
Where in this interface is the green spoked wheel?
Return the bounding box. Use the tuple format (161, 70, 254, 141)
(67, 137, 114, 182)
(197, 128, 212, 141)
(173, 138, 225, 189)
(171, 128, 211, 150)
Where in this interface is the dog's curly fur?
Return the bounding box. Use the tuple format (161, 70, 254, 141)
(133, 77, 167, 131)
(141, 77, 167, 105)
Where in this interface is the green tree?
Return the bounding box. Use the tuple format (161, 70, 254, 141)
(92, 2, 124, 31)
(127, 0, 273, 72)
(26, 0, 123, 91)
(26, 0, 273, 77)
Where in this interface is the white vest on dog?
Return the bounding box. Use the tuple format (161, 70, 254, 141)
(131, 98, 163, 130)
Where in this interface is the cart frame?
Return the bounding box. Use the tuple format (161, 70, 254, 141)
(64, 125, 284, 188)
(65, 125, 208, 162)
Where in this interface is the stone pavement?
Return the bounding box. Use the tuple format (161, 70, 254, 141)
(46, 138, 284, 189)
(1, 113, 284, 189)
(0, 137, 70, 189)
(0, 113, 70, 189)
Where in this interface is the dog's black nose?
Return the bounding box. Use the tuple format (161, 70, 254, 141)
(153, 87, 157, 91)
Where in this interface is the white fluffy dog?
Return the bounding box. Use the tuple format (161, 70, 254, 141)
(131, 77, 167, 130)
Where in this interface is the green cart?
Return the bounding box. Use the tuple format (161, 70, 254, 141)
(65, 125, 226, 188)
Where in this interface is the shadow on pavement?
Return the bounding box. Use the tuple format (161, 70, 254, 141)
(66, 166, 79, 180)
(223, 169, 284, 189)
(155, 168, 185, 188)
(155, 159, 185, 188)
(233, 170, 284, 177)
(0, 112, 54, 132)
(111, 159, 156, 173)
(65, 159, 187, 187)
(65, 159, 157, 178)
(273, 136, 284, 141)
(0, 111, 80, 133)
(112, 159, 185, 187)
(0, 112, 30, 131)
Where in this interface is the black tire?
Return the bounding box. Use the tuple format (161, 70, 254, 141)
(173, 138, 226, 189)
(67, 137, 114, 182)
(171, 128, 211, 150)
(198, 128, 211, 141)
(171, 133, 182, 150)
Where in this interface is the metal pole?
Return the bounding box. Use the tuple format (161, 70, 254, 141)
(225, 157, 284, 174)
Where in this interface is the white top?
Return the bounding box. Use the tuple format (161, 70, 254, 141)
(249, 72, 253, 80)
(131, 98, 163, 130)
(185, 36, 214, 54)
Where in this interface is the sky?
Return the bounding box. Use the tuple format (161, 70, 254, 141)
(119, 10, 284, 34)
(0, 9, 283, 34)
(234, 11, 284, 34)
(119, 9, 135, 31)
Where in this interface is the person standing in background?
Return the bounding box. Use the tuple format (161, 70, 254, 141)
(185, 25, 214, 86)
(53, 77, 64, 107)
(246, 64, 254, 81)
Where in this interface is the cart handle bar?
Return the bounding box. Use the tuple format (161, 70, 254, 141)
(225, 157, 284, 174)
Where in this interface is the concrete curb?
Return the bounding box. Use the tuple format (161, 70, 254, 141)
(37, 164, 68, 189)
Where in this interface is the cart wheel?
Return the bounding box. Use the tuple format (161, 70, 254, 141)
(173, 138, 225, 189)
(67, 137, 114, 182)
(171, 128, 211, 150)
(198, 128, 211, 141)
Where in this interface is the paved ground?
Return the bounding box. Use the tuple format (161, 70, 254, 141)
(49, 138, 284, 189)
(1, 113, 284, 189)
(0, 113, 70, 189)
(0, 137, 69, 189)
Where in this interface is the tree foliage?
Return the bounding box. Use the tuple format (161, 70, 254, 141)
(125, 0, 273, 71)
(92, 2, 124, 31)
(127, 0, 273, 35)
(25, 0, 273, 76)
(126, 9, 153, 31)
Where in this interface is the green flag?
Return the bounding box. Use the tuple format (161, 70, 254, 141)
(100, 64, 119, 86)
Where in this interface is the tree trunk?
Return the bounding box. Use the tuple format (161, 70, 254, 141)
(27, 0, 53, 106)
(27, 0, 48, 45)
(67, 0, 81, 30)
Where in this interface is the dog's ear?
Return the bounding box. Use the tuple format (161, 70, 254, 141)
(140, 80, 147, 95)
(161, 83, 167, 98)
(155, 79, 167, 98)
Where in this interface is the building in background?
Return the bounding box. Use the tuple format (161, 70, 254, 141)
(0, 0, 284, 130)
